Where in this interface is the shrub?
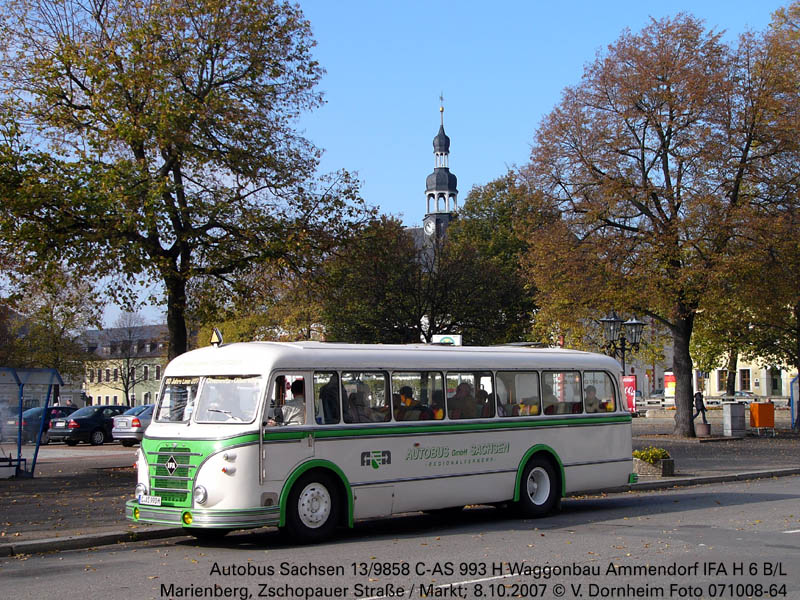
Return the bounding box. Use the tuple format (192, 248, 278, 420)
(633, 446, 671, 464)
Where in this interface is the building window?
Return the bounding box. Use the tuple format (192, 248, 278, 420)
(113, 395, 118, 404)
(716, 370, 728, 392)
(113, 368, 118, 382)
(143, 365, 149, 381)
(105, 369, 111, 382)
(88, 370, 94, 383)
(739, 369, 751, 391)
(155, 365, 161, 380)
(97, 368, 102, 383)
(130, 366, 135, 380)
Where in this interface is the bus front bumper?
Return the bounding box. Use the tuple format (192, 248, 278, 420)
(125, 500, 281, 529)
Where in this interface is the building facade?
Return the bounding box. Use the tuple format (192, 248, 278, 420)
(82, 325, 168, 406)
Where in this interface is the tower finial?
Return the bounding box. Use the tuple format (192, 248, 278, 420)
(439, 92, 444, 125)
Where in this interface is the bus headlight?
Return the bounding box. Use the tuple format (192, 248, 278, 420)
(194, 485, 208, 504)
(135, 483, 148, 499)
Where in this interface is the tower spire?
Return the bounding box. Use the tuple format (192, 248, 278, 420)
(424, 100, 458, 238)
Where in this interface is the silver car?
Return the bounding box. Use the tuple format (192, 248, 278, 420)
(112, 404, 154, 446)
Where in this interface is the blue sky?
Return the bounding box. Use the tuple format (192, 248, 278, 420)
(297, 0, 787, 227)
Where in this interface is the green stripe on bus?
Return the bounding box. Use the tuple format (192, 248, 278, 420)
(259, 415, 631, 441)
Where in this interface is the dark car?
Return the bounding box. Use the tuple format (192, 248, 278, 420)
(5, 405, 78, 444)
(112, 404, 154, 446)
(49, 405, 128, 446)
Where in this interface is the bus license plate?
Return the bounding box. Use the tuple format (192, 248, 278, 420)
(139, 495, 162, 506)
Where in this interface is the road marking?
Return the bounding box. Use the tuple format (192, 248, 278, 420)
(784, 529, 800, 534)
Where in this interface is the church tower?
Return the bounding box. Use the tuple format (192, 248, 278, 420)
(423, 102, 458, 240)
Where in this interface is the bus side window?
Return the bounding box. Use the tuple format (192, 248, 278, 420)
(584, 371, 616, 413)
(342, 371, 391, 424)
(270, 374, 306, 425)
(314, 372, 340, 424)
(542, 371, 582, 415)
(446, 372, 492, 420)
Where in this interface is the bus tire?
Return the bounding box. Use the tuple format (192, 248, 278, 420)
(517, 457, 559, 518)
(284, 471, 339, 543)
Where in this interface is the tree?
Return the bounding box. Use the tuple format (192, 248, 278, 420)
(0, 0, 370, 359)
(319, 217, 422, 343)
(520, 15, 797, 436)
(2, 265, 101, 388)
(447, 172, 536, 344)
(318, 214, 533, 345)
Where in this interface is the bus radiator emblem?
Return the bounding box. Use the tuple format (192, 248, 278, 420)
(165, 456, 178, 475)
(361, 451, 391, 470)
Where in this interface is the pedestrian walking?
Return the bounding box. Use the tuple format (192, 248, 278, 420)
(693, 391, 708, 425)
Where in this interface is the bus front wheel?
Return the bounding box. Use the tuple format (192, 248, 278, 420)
(517, 458, 559, 518)
(284, 472, 339, 543)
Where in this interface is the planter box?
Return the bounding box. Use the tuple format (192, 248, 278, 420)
(633, 457, 675, 477)
(695, 423, 711, 437)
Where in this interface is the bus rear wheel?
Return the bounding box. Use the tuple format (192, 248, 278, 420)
(284, 472, 339, 544)
(517, 457, 559, 518)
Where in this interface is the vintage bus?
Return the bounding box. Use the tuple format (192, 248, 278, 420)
(126, 341, 633, 542)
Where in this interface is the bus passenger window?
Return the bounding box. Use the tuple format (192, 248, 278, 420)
(269, 375, 306, 426)
(584, 371, 616, 413)
(342, 371, 390, 424)
(446, 372, 492, 419)
(541, 371, 582, 415)
(314, 372, 340, 424)
(391, 372, 444, 421)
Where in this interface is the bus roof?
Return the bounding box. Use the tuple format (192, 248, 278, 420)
(164, 342, 622, 377)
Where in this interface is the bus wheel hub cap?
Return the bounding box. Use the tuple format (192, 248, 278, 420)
(298, 483, 331, 528)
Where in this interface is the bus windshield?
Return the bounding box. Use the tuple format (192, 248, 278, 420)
(156, 377, 200, 423)
(194, 376, 262, 423)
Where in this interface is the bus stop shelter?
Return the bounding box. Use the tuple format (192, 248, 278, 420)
(0, 367, 64, 478)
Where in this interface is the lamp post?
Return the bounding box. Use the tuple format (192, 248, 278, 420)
(599, 311, 645, 375)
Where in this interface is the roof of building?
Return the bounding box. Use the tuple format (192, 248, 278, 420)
(426, 168, 458, 193)
(433, 124, 451, 153)
(82, 324, 168, 359)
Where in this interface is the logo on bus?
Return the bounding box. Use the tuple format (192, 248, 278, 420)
(361, 450, 391, 470)
(165, 455, 178, 475)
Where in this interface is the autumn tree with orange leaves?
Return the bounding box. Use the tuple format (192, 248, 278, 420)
(520, 13, 800, 436)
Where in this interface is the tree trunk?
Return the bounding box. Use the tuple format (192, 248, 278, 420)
(165, 275, 188, 360)
(672, 314, 695, 437)
(725, 349, 738, 397)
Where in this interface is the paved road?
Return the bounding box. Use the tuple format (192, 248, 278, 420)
(1, 476, 798, 600)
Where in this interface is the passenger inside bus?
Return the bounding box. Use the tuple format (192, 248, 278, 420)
(448, 382, 476, 419)
(394, 386, 433, 421)
(269, 377, 305, 425)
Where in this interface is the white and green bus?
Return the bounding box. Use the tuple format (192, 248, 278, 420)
(126, 341, 633, 542)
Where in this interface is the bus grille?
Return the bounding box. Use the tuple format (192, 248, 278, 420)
(148, 445, 200, 506)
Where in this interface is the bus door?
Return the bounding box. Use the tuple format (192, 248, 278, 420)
(260, 373, 314, 484)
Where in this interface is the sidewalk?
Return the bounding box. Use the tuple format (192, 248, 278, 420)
(1, 414, 798, 556)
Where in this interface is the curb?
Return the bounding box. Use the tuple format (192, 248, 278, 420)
(2, 469, 799, 556)
(0, 526, 184, 557)
(604, 467, 800, 494)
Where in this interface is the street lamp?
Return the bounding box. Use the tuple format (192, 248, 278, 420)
(599, 311, 645, 374)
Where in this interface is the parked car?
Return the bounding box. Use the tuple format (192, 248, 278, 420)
(112, 404, 154, 447)
(646, 389, 664, 404)
(721, 390, 756, 404)
(49, 405, 128, 446)
(5, 405, 78, 444)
